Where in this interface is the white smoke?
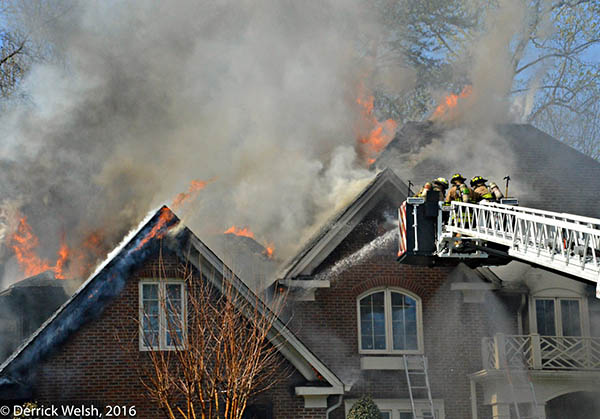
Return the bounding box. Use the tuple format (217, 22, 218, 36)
(0, 0, 402, 287)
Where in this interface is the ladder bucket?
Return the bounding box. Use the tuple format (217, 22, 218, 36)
(398, 193, 440, 265)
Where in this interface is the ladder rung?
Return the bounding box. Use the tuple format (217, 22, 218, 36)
(403, 354, 435, 419)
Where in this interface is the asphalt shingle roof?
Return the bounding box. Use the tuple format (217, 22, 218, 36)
(376, 122, 600, 218)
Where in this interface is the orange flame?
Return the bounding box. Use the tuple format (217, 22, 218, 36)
(10, 216, 70, 279)
(263, 244, 275, 259)
(135, 207, 176, 250)
(171, 177, 215, 209)
(54, 239, 70, 279)
(431, 85, 473, 120)
(356, 87, 397, 166)
(224, 225, 276, 258)
(224, 225, 255, 239)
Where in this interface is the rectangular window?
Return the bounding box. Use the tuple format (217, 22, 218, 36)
(165, 283, 184, 346)
(535, 298, 583, 337)
(392, 293, 418, 350)
(560, 300, 581, 336)
(141, 283, 160, 348)
(140, 281, 186, 350)
(535, 299, 556, 336)
(360, 292, 386, 350)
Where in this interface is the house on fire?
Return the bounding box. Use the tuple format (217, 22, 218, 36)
(1, 122, 600, 418)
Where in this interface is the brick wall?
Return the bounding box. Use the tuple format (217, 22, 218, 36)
(31, 251, 323, 418)
(288, 238, 519, 419)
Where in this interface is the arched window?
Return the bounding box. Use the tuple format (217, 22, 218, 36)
(357, 288, 423, 354)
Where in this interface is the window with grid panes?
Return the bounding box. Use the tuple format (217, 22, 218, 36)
(535, 298, 582, 336)
(140, 281, 185, 350)
(358, 288, 422, 353)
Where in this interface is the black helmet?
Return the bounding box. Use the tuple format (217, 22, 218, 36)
(470, 175, 488, 187)
(451, 173, 466, 183)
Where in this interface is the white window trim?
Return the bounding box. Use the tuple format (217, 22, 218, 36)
(356, 287, 424, 355)
(531, 296, 589, 337)
(344, 398, 445, 419)
(139, 279, 187, 351)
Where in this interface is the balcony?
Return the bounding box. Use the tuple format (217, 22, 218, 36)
(482, 333, 600, 371)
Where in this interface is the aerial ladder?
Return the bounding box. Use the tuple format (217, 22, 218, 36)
(397, 193, 600, 419)
(398, 194, 600, 297)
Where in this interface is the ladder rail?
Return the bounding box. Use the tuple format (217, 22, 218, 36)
(422, 356, 436, 418)
(439, 201, 600, 295)
(403, 355, 436, 419)
(403, 355, 418, 417)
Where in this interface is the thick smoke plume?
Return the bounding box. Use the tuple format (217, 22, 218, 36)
(0, 0, 561, 290)
(380, 0, 539, 197)
(432, 0, 528, 125)
(0, 0, 398, 288)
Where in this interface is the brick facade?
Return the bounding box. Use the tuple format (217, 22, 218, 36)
(285, 203, 519, 419)
(14, 200, 523, 419)
(30, 252, 325, 418)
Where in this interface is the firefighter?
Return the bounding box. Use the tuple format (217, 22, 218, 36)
(446, 174, 470, 248)
(445, 173, 471, 203)
(417, 177, 448, 201)
(470, 176, 495, 203)
(431, 177, 449, 201)
(415, 182, 432, 197)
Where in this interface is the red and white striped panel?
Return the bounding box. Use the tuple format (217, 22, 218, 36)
(398, 202, 407, 257)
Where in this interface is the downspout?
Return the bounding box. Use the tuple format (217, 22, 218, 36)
(470, 378, 478, 419)
(326, 394, 343, 419)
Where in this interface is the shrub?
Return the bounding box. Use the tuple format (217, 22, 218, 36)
(347, 395, 382, 419)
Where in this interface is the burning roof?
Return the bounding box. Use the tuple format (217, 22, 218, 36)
(0, 205, 343, 394)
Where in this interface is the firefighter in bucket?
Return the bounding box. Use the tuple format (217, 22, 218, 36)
(470, 176, 505, 203)
(445, 173, 471, 203)
(417, 177, 449, 201)
(445, 173, 471, 247)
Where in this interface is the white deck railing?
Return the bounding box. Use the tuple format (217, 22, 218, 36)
(482, 333, 600, 371)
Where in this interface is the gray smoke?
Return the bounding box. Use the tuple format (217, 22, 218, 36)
(0, 0, 400, 287)
(431, 0, 529, 125)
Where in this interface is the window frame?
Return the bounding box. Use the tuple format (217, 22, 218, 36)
(356, 287, 424, 355)
(139, 279, 187, 351)
(533, 296, 586, 337)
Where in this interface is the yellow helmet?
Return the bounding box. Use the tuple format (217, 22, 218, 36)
(433, 177, 449, 189)
(470, 176, 488, 187)
(451, 173, 466, 184)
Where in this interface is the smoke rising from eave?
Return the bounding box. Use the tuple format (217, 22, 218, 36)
(0, 0, 397, 288)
